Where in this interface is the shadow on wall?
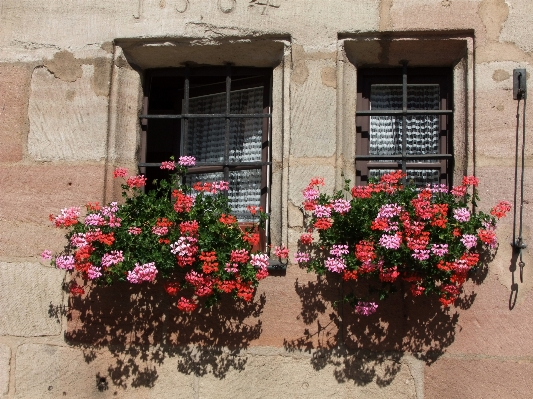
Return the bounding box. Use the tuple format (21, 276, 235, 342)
(62, 277, 265, 388)
(283, 249, 493, 386)
(51, 250, 493, 388)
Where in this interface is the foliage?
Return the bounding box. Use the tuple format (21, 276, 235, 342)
(294, 171, 511, 316)
(43, 157, 281, 312)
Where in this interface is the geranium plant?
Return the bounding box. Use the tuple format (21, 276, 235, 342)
(295, 171, 511, 316)
(43, 157, 284, 312)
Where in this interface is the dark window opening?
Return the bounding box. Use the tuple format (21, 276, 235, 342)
(356, 66, 454, 187)
(140, 66, 272, 248)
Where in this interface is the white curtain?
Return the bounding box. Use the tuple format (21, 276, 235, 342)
(369, 84, 441, 186)
(186, 87, 264, 221)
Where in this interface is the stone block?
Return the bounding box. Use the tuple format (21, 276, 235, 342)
(476, 166, 533, 222)
(0, 63, 31, 163)
(0, 344, 10, 397)
(288, 201, 304, 228)
(500, 0, 533, 53)
(0, 164, 105, 225)
(389, 0, 487, 46)
(443, 273, 533, 358)
(66, 280, 166, 347)
(0, 262, 64, 336)
(107, 64, 142, 166)
(28, 65, 109, 161)
(15, 343, 196, 399)
(13, 344, 418, 398)
(287, 163, 335, 205)
(0, 220, 64, 259)
(489, 223, 533, 302)
(425, 357, 533, 399)
(198, 352, 416, 399)
(253, 267, 340, 348)
(290, 60, 337, 158)
(475, 89, 525, 159)
(476, 61, 521, 91)
(1, 1, 380, 54)
(342, 286, 406, 352)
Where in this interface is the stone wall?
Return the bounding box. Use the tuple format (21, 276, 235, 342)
(0, 0, 532, 398)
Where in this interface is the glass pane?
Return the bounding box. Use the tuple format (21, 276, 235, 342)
(229, 169, 262, 222)
(186, 87, 264, 164)
(229, 118, 263, 162)
(371, 84, 403, 110)
(229, 86, 264, 114)
(187, 116, 226, 163)
(145, 119, 179, 160)
(185, 172, 225, 187)
(369, 84, 440, 162)
(186, 169, 262, 222)
(369, 169, 440, 187)
(231, 87, 264, 162)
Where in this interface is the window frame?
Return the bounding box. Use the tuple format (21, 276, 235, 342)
(355, 65, 454, 187)
(139, 65, 274, 248)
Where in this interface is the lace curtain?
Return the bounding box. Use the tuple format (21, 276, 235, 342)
(185, 87, 264, 221)
(369, 84, 440, 186)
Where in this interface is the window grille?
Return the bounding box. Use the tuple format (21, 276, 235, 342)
(356, 64, 453, 187)
(139, 65, 272, 223)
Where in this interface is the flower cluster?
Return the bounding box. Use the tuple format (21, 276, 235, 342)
(296, 172, 509, 315)
(44, 157, 269, 312)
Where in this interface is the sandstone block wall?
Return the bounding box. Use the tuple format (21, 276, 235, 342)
(0, 1, 531, 398)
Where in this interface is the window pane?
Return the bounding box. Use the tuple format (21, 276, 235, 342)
(369, 169, 440, 187)
(370, 84, 440, 162)
(185, 169, 262, 222)
(370, 84, 403, 110)
(229, 118, 263, 162)
(185, 171, 225, 187)
(229, 86, 264, 114)
(186, 87, 264, 164)
(229, 169, 262, 222)
(145, 119, 180, 161)
(187, 117, 226, 163)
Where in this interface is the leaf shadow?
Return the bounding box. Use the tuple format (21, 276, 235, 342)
(64, 276, 266, 388)
(284, 257, 490, 386)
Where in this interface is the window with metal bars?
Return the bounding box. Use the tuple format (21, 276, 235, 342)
(356, 65, 453, 187)
(139, 65, 272, 234)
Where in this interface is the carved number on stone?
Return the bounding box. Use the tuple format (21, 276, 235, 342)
(134, 0, 143, 19)
(249, 0, 280, 15)
(218, 0, 237, 13)
(175, 0, 189, 13)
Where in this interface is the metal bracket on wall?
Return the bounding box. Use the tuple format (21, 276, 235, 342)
(511, 68, 527, 283)
(513, 68, 527, 100)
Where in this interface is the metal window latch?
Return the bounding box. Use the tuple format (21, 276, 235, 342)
(513, 69, 527, 100)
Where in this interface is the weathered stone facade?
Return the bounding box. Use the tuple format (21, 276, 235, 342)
(0, 0, 532, 397)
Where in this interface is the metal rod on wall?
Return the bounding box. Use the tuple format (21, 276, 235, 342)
(511, 68, 527, 282)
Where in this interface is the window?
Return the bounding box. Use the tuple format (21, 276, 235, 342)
(356, 66, 453, 187)
(139, 65, 272, 241)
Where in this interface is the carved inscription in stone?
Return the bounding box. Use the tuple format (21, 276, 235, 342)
(133, 0, 143, 19)
(249, 0, 280, 14)
(133, 0, 280, 17)
(218, 0, 237, 13)
(175, 0, 189, 13)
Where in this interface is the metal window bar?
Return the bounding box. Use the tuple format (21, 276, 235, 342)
(139, 66, 272, 170)
(139, 113, 273, 118)
(357, 63, 454, 185)
(223, 65, 230, 182)
(139, 66, 275, 255)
